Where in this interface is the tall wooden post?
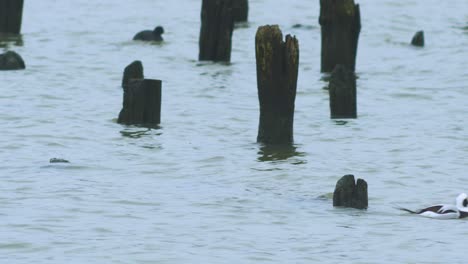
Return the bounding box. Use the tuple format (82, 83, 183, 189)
(0, 0, 24, 34)
(329, 64, 356, 118)
(319, 0, 360, 72)
(255, 25, 299, 144)
(199, 0, 234, 62)
(233, 0, 248, 22)
(118, 79, 162, 126)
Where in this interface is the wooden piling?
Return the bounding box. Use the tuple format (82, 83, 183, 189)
(118, 79, 162, 126)
(411, 30, 424, 47)
(199, 0, 234, 62)
(333, 174, 368, 209)
(255, 25, 299, 144)
(233, 0, 248, 22)
(0, 0, 24, 34)
(329, 64, 356, 118)
(319, 0, 361, 72)
(122, 61, 144, 88)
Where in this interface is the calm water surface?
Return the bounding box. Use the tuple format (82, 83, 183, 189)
(1, 0, 467, 263)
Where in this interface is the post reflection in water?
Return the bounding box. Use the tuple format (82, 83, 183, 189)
(0, 33, 24, 47)
(119, 126, 162, 139)
(257, 143, 306, 163)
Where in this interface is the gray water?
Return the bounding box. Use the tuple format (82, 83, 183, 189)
(1, 0, 467, 263)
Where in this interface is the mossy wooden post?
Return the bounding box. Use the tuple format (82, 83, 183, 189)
(122, 61, 144, 88)
(319, 0, 361, 72)
(0, 0, 24, 34)
(333, 174, 368, 209)
(118, 79, 162, 126)
(233, 0, 248, 22)
(255, 25, 299, 144)
(199, 0, 234, 62)
(329, 64, 356, 118)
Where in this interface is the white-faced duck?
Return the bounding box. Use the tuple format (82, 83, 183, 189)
(133, 26, 164, 42)
(397, 193, 468, 219)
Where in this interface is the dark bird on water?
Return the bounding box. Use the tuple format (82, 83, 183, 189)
(133, 26, 164, 42)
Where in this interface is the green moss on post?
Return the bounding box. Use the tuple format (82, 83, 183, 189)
(319, 0, 361, 72)
(0, 0, 24, 34)
(255, 25, 299, 144)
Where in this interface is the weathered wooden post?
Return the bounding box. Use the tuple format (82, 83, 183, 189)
(333, 174, 368, 209)
(118, 79, 162, 126)
(329, 64, 356, 118)
(122, 61, 144, 88)
(255, 25, 299, 144)
(0, 0, 24, 34)
(0, 50, 25, 70)
(199, 0, 234, 62)
(411, 30, 424, 47)
(319, 0, 361, 72)
(233, 0, 248, 22)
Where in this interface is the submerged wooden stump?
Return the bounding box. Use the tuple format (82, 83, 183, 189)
(255, 25, 299, 144)
(329, 64, 356, 118)
(0, 0, 24, 34)
(122, 61, 144, 88)
(333, 174, 368, 209)
(319, 0, 361, 72)
(233, 0, 248, 22)
(199, 0, 234, 62)
(0, 50, 25, 70)
(411, 30, 424, 47)
(118, 79, 162, 126)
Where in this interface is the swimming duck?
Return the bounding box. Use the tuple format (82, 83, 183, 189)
(398, 193, 468, 219)
(133, 26, 164, 42)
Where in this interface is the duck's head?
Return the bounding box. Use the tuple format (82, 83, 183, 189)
(153, 26, 164, 35)
(456, 193, 468, 211)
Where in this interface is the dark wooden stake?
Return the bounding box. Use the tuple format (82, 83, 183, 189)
(122, 61, 144, 88)
(329, 64, 356, 118)
(333, 174, 368, 209)
(0, 50, 25, 70)
(0, 0, 24, 34)
(319, 0, 361, 72)
(255, 25, 299, 144)
(118, 79, 162, 126)
(199, 0, 234, 62)
(411, 30, 424, 47)
(233, 0, 248, 22)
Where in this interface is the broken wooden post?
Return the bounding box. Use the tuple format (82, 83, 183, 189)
(0, 0, 24, 34)
(118, 79, 162, 126)
(411, 30, 424, 47)
(329, 64, 356, 118)
(233, 0, 248, 22)
(333, 174, 368, 209)
(122, 61, 144, 88)
(255, 25, 299, 144)
(199, 0, 234, 62)
(0, 50, 25, 70)
(319, 0, 361, 72)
